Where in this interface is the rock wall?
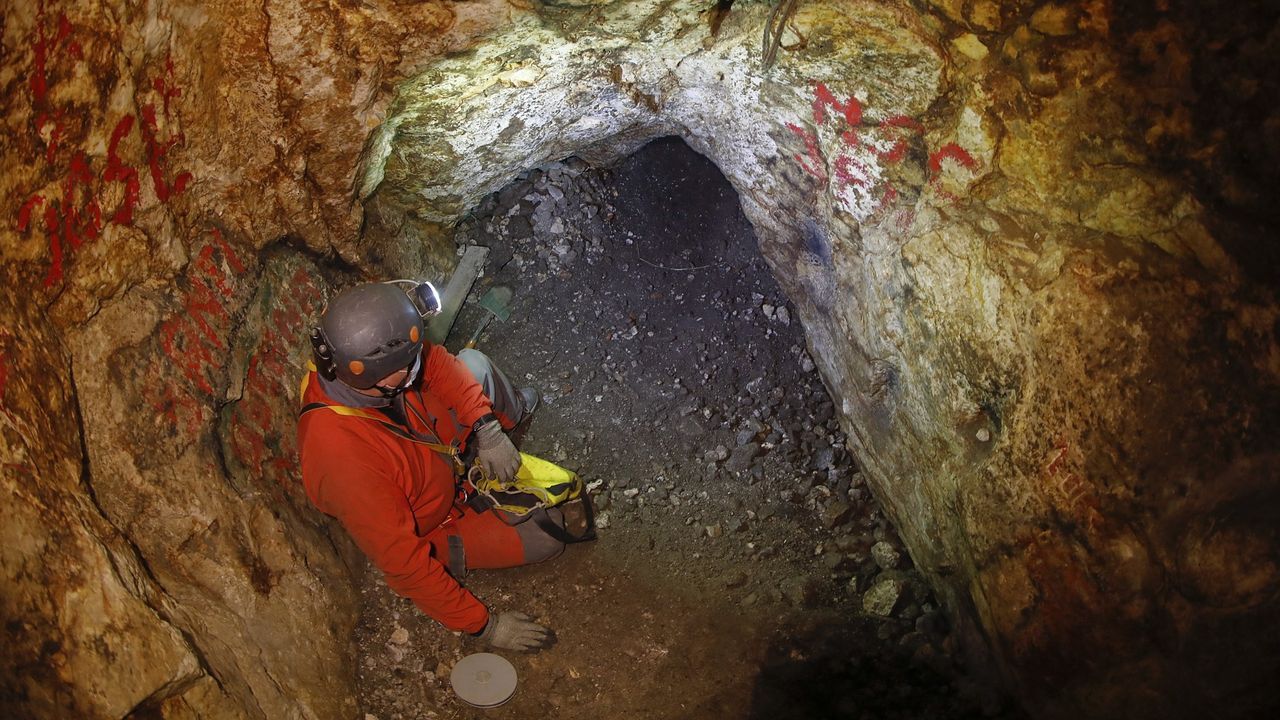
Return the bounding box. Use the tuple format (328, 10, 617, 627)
(2, 0, 1276, 718)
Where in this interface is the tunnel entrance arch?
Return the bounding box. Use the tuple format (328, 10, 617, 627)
(350, 135, 992, 719)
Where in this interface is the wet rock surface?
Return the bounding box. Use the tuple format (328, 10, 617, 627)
(352, 139, 1021, 720)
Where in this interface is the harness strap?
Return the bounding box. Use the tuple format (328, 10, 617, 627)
(299, 401, 466, 476)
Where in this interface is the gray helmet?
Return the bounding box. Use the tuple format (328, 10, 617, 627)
(315, 283, 426, 389)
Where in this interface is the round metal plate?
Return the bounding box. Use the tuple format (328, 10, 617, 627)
(450, 653, 518, 708)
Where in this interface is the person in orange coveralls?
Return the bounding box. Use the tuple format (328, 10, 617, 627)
(297, 281, 560, 652)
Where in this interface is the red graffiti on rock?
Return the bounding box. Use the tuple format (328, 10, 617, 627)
(104, 116, 142, 225)
(1043, 437, 1105, 535)
(147, 229, 247, 435)
(16, 8, 192, 288)
(141, 58, 193, 203)
(785, 81, 979, 222)
(228, 266, 326, 493)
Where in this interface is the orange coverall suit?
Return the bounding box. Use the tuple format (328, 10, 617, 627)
(297, 344, 526, 633)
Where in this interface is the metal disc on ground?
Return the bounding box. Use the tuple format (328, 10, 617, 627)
(450, 653, 518, 708)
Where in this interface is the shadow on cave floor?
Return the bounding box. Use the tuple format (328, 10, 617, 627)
(351, 137, 1021, 720)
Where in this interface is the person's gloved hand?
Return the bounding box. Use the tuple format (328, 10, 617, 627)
(478, 611, 553, 652)
(474, 419, 521, 482)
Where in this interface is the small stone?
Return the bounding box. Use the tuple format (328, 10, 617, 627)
(782, 577, 819, 608)
(705, 523, 723, 539)
(952, 33, 989, 61)
(863, 578, 905, 617)
(975, 427, 991, 442)
(821, 552, 852, 573)
(871, 541, 902, 570)
(821, 500, 852, 529)
(776, 307, 790, 325)
(968, 0, 1001, 31)
(811, 446, 835, 471)
(899, 630, 928, 652)
(724, 571, 749, 589)
(724, 443, 762, 473)
(916, 610, 947, 636)
(389, 626, 409, 645)
(705, 445, 730, 462)
(507, 215, 533, 239)
(1029, 3, 1079, 36)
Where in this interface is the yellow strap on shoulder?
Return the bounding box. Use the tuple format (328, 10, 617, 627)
(298, 361, 459, 461)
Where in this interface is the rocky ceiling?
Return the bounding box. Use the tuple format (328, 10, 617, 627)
(2, 1, 1278, 719)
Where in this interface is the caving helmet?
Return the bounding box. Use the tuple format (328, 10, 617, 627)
(310, 280, 442, 390)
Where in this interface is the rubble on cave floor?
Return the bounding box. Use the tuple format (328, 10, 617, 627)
(352, 138, 1020, 720)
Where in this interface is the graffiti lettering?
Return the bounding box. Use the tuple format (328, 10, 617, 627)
(104, 116, 141, 224)
(17, 4, 191, 288)
(786, 123, 827, 181)
(154, 231, 247, 399)
(140, 58, 192, 203)
(29, 1, 81, 104)
(784, 82, 979, 222)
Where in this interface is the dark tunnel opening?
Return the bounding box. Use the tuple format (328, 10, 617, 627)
(350, 137, 1022, 719)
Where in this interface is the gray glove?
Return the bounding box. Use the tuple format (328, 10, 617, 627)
(474, 419, 521, 483)
(478, 611, 552, 652)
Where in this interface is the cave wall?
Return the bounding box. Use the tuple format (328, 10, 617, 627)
(2, 0, 1277, 719)
(0, 0, 505, 715)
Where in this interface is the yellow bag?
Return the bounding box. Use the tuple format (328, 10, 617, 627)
(466, 453, 596, 543)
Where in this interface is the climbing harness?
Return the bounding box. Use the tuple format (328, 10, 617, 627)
(298, 363, 467, 475)
(298, 364, 596, 544)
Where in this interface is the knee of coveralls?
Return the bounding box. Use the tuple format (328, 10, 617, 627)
(426, 505, 565, 572)
(456, 348, 528, 429)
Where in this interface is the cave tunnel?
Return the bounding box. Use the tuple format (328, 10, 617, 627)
(2, 1, 1279, 720)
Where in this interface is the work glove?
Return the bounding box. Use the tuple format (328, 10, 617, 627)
(477, 611, 553, 652)
(474, 419, 521, 483)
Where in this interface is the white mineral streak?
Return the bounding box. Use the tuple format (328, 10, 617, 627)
(362, 0, 940, 227)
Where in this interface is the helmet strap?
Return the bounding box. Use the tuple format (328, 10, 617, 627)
(374, 353, 422, 398)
